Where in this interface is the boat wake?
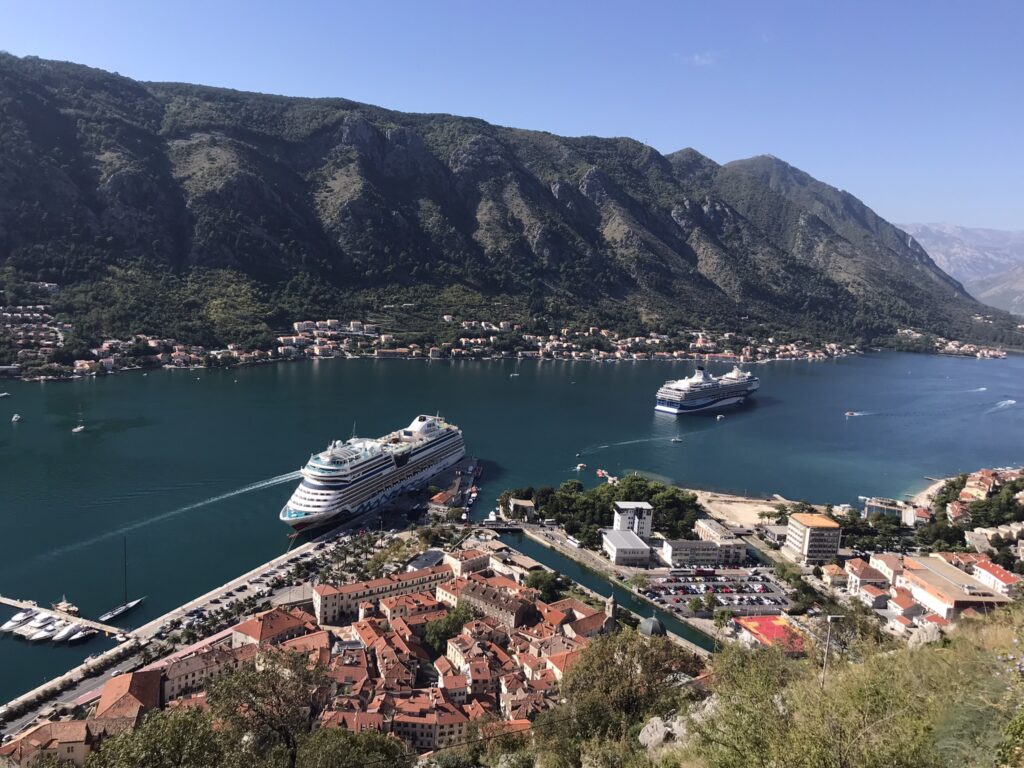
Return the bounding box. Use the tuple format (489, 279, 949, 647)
(44, 471, 303, 558)
(986, 399, 1017, 414)
(578, 436, 668, 455)
(971, 387, 988, 392)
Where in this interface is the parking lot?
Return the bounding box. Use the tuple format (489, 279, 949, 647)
(643, 568, 792, 614)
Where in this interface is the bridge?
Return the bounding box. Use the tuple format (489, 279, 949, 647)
(0, 595, 129, 637)
(473, 522, 523, 532)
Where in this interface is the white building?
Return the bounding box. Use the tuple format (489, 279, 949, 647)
(782, 513, 841, 566)
(602, 529, 650, 566)
(613, 501, 653, 538)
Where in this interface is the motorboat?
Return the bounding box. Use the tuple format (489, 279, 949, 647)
(1, 610, 35, 631)
(0, 392, 9, 398)
(670, 437, 683, 443)
(11, 414, 20, 423)
(716, 414, 725, 421)
(25, 613, 52, 630)
(72, 425, 85, 433)
(30, 622, 62, 642)
(69, 629, 97, 643)
(844, 411, 857, 417)
(52, 623, 81, 642)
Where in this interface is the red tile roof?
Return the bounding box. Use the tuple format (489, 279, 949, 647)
(734, 615, 805, 653)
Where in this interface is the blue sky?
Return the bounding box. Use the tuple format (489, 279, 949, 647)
(2, 0, 1021, 229)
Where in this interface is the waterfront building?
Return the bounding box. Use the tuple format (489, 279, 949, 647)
(612, 501, 654, 538)
(782, 513, 841, 565)
(602, 529, 651, 566)
(862, 497, 905, 520)
(659, 535, 745, 567)
(313, 565, 455, 625)
(162, 645, 257, 701)
(230, 608, 310, 648)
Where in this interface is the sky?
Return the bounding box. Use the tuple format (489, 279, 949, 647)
(1, 0, 1022, 229)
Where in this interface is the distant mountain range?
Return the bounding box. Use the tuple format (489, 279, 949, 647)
(901, 224, 1024, 315)
(0, 52, 1020, 348)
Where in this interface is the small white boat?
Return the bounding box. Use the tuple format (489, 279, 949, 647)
(716, 414, 725, 421)
(1, 610, 34, 631)
(71, 425, 85, 433)
(11, 413, 20, 423)
(52, 623, 81, 642)
(670, 437, 683, 443)
(576, 463, 587, 471)
(0, 392, 10, 398)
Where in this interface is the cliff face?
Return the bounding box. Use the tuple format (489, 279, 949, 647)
(1, 53, 1018, 345)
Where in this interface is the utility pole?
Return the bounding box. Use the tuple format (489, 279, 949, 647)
(821, 614, 845, 689)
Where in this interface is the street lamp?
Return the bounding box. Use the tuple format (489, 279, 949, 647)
(820, 614, 845, 689)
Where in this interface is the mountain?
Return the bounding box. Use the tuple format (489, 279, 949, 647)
(900, 224, 1024, 315)
(0, 53, 1019, 348)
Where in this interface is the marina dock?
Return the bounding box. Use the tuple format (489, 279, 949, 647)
(0, 596, 128, 637)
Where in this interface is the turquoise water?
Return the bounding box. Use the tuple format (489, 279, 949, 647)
(1, 352, 1023, 700)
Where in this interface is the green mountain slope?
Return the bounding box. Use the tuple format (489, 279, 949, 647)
(0, 53, 1019, 347)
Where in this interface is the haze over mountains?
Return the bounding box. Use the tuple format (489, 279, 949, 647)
(901, 224, 1024, 316)
(0, 53, 1019, 347)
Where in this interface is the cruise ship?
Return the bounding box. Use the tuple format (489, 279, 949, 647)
(280, 415, 465, 530)
(655, 366, 759, 414)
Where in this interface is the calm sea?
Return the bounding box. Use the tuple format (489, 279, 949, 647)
(1, 352, 1022, 699)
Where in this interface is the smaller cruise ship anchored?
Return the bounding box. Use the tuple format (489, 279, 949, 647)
(655, 365, 760, 414)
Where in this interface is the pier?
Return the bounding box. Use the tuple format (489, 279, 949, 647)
(0, 596, 128, 637)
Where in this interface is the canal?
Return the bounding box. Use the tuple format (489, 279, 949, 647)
(499, 531, 717, 652)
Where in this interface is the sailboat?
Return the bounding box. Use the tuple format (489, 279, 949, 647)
(97, 537, 145, 623)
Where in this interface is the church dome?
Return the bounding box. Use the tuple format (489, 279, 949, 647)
(639, 614, 666, 637)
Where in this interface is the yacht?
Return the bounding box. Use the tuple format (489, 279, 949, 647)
(72, 424, 85, 433)
(655, 366, 759, 414)
(30, 621, 62, 642)
(25, 613, 51, 631)
(69, 628, 97, 643)
(1, 609, 35, 632)
(0, 392, 10, 398)
(280, 415, 465, 530)
(52, 623, 81, 642)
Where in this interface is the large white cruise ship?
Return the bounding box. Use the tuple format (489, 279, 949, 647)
(655, 366, 760, 414)
(280, 415, 465, 530)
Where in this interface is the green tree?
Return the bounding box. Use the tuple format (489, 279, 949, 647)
(526, 570, 563, 603)
(533, 629, 702, 761)
(87, 709, 223, 768)
(424, 603, 472, 655)
(208, 650, 327, 768)
(295, 728, 414, 768)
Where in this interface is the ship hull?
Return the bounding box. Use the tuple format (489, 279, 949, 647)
(655, 392, 754, 414)
(280, 447, 464, 531)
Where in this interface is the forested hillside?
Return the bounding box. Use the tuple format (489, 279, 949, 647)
(1, 53, 1020, 348)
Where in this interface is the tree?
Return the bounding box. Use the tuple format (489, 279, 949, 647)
(424, 603, 472, 655)
(702, 591, 717, 612)
(713, 609, 732, 641)
(534, 629, 702, 758)
(626, 572, 650, 592)
(295, 728, 414, 768)
(207, 650, 327, 768)
(87, 709, 223, 768)
(526, 570, 563, 603)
